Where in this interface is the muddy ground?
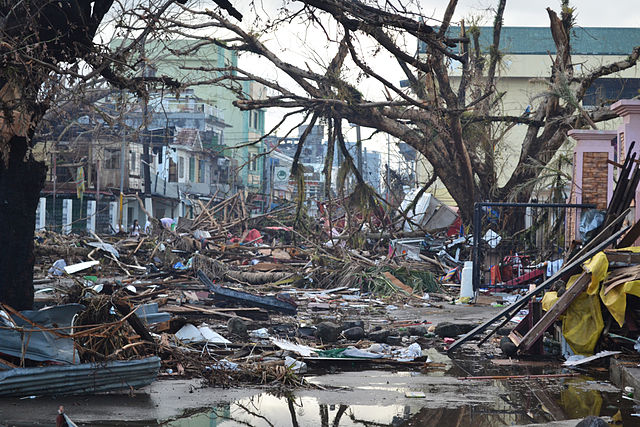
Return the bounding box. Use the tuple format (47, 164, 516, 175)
(0, 303, 636, 426)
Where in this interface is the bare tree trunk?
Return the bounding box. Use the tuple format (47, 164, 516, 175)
(0, 135, 46, 309)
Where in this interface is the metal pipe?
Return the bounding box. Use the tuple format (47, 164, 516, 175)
(472, 202, 481, 292)
(471, 201, 596, 291)
(475, 202, 597, 208)
(386, 133, 391, 202)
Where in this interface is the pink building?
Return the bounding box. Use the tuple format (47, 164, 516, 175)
(567, 99, 640, 244)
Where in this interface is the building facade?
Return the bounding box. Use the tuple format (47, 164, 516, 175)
(33, 92, 236, 234)
(132, 40, 268, 192)
(415, 26, 640, 205)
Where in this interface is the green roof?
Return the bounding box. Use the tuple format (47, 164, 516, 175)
(419, 27, 640, 55)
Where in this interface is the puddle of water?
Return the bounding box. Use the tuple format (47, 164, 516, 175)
(83, 372, 637, 427)
(70, 355, 640, 426)
(164, 396, 412, 427)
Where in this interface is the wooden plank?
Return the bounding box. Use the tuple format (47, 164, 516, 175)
(508, 331, 523, 346)
(448, 224, 628, 353)
(617, 219, 640, 248)
(604, 251, 640, 265)
(601, 265, 640, 281)
(508, 301, 544, 354)
(518, 272, 591, 352)
(602, 265, 640, 294)
(159, 304, 253, 321)
(382, 271, 414, 295)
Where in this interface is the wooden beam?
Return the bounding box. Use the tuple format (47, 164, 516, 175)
(617, 219, 640, 248)
(447, 224, 628, 353)
(604, 250, 640, 265)
(382, 271, 415, 296)
(517, 272, 590, 353)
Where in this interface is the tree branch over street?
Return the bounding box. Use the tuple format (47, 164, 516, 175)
(165, 0, 639, 227)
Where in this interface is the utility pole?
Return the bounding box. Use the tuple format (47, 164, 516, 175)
(140, 37, 153, 221)
(52, 151, 57, 231)
(96, 158, 100, 207)
(119, 89, 126, 233)
(356, 124, 362, 175)
(363, 147, 368, 185)
(386, 133, 391, 203)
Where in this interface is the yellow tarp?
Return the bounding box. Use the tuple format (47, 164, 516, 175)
(583, 246, 640, 327)
(597, 246, 640, 327)
(541, 291, 558, 312)
(582, 251, 609, 295)
(558, 273, 603, 355)
(562, 290, 604, 355)
(600, 279, 640, 327)
(541, 246, 640, 354)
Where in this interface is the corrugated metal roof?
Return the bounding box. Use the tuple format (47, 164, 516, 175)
(419, 27, 640, 55)
(0, 304, 85, 365)
(0, 356, 161, 397)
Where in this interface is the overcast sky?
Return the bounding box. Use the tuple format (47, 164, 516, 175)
(245, 0, 640, 27)
(421, 0, 640, 27)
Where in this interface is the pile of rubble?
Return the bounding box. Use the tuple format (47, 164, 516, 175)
(0, 193, 465, 397)
(450, 145, 640, 367)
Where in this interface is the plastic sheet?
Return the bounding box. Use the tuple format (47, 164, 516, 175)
(284, 356, 307, 373)
(541, 291, 558, 312)
(562, 291, 603, 355)
(579, 209, 605, 242)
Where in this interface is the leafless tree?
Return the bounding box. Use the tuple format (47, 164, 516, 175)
(161, 0, 640, 227)
(0, 0, 241, 309)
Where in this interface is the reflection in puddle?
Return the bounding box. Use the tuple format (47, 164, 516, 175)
(158, 375, 634, 427)
(73, 369, 636, 427)
(164, 396, 412, 426)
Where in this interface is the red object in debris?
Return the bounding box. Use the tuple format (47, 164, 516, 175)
(502, 268, 545, 288)
(500, 265, 514, 282)
(443, 337, 455, 344)
(446, 215, 462, 236)
(242, 229, 263, 244)
(490, 265, 502, 285)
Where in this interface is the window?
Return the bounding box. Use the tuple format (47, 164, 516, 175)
(189, 157, 195, 182)
(130, 151, 137, 174)
(198, 159, 206, 183)
(169, 158, 177, 182)
(249, 153, 258, 172)
(249, 111, 259, 129)
(583, 77, 640, 107)
(178, 157, 184, 179)
(105, 149, 120, 169)
(210, 165, 216, 184)
(127, 207, 134, 227)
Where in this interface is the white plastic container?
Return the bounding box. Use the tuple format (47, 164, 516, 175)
(460, 261, 475, 298)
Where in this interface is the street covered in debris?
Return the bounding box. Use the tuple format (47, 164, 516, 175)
(5, 163, 640, 425)
(3, 1, 640, 426)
